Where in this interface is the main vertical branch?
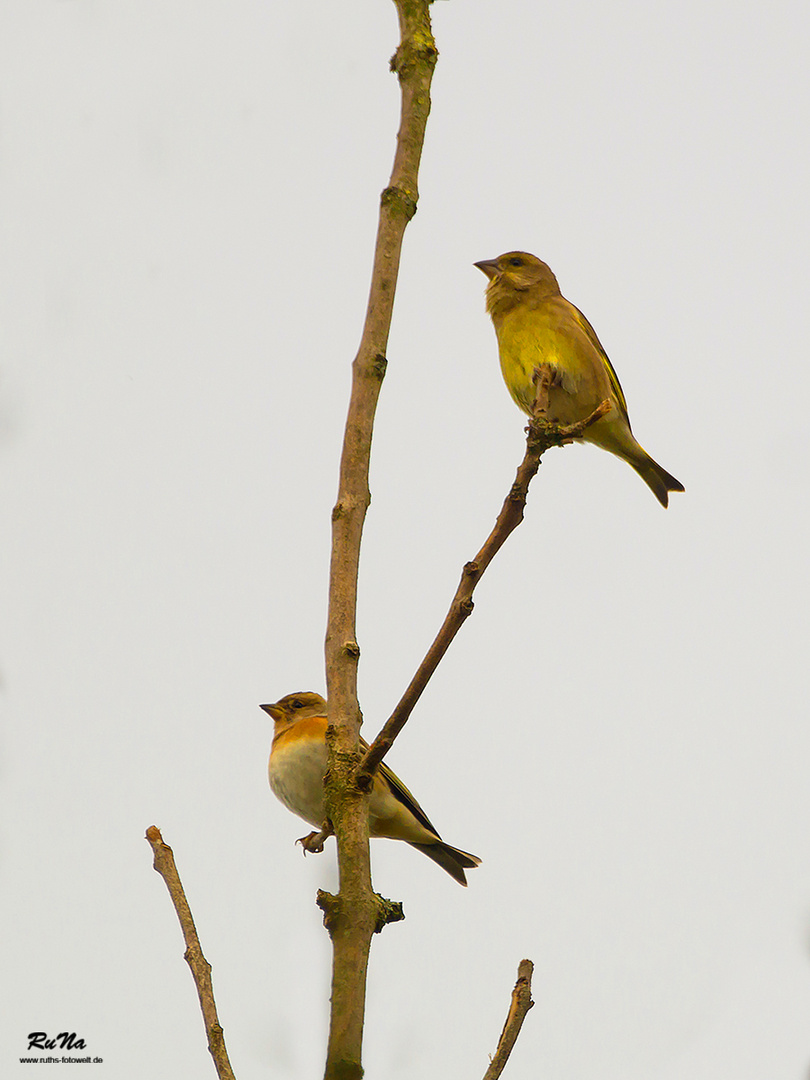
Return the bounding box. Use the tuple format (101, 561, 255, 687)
(322, 4, 437, 1079)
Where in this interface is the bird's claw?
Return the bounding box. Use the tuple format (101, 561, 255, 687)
(296, 822, 333, 855)
(296, 831, 325, 854)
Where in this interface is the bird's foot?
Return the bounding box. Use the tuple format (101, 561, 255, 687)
(530, 363, 555, 416)
(296, 821, 334, 855)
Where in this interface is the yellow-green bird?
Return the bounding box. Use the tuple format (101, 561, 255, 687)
(475, 251, 684, 507)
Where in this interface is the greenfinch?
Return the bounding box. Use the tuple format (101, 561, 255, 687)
(475, 251, 684, 507)
(261, 692, 481, 885)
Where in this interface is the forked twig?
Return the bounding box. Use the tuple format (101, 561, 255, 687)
(146, 826, 236, 1080)
(483, 959, 535, 1080)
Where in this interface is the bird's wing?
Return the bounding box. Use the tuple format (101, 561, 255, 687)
(379, 762, 442, 838)
(359, 736, 441, 838)
(565, 301, 632, 428)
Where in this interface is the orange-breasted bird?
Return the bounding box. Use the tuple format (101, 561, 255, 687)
(261, 692, 480, 885)
(475, 251, 684, 507)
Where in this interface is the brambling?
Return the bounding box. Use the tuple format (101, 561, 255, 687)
(475, 251, 683, 507)
(260, 692, 481, 886)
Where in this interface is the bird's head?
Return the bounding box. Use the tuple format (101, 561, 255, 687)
(474, 251, 560, 318)
(260, 691, 327, 726)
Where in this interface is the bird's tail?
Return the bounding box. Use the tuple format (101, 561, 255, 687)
(408, 841, 481, 886)
(629, 451, 685, 509)
(587, 423, 684, 509)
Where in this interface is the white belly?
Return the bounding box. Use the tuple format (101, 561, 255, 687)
(268, 737, 328, 827)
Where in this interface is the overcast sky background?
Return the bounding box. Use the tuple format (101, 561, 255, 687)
(2, 1, 809, 1077)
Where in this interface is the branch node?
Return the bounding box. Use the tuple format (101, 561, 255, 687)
(527, 397, 611, 450)
(372, 353, 388, 379)
(381, 184, 418, 220)
(463, 560, 479, 577)
(316, 890, 342, 934)
(508, 479, 531, 502)
(354, 768, 374, 795)
(374, 895, 405, 933)
(390, 36, 438, 78)
(343, 640, 361, 660)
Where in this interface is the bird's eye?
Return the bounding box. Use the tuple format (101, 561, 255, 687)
(291, 698, 303, 710)
(509, 257, 524, 267)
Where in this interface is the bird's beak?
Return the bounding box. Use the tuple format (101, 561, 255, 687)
(474, 258, 500, 280)
(260, 703, 284, 721)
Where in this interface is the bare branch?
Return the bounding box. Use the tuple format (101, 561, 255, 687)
(482, 959, 536, 1080)
(321, 3, 438, 1078)
(145, 826, 236, 1080)
(324, 1, 438, 731)
(358, 395, 610, 783)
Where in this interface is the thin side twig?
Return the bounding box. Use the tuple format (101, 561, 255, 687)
(145, 826, 236, 1080)
(358, 391, 610, 783)
(482, 959, 535, 1080)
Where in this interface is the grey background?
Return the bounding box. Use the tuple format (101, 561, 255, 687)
(2, 1, 808, 1077)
